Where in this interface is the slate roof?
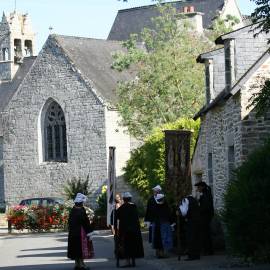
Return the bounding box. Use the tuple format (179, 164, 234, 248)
(0, 56, 36, 135)
(53, 35, 134, 106)
(108, 0, 225, 41)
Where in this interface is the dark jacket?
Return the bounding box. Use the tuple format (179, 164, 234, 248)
(116, 202, 144, 258)
(67, 206, 93, 260)
(199, 187, 214, 221)
(144, 196, 157, 223)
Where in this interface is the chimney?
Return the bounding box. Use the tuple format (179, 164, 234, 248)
(178, 6, 204, 33)
(183, 6, 195, 13)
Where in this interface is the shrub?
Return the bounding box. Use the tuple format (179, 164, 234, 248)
(222, 140, 270, 263)
(123, 118, 200, 202)
(63, 175, 91, 200)
(94, 185, 107, 216)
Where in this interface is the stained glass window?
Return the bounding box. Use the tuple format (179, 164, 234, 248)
(44, 101, 67, 162)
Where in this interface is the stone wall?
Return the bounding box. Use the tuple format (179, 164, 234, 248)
(193, 95, 242, 210)
(240, 57, 270, 160)
(3, 38, 108, 205)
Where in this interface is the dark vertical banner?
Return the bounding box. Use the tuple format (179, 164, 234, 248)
(107, 146, 116, 226)
(164, 130, 192, 206)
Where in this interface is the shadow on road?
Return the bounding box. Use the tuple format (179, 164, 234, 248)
(21, 246, 65, 251)
(0, 262, 75, 270)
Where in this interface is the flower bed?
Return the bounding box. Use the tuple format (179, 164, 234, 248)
(7, 204, 70, 232)
(7, 201, 95, 232)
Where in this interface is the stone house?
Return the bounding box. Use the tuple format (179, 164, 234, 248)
(0, 12, 135, 206)
(192, 23, 270, 210)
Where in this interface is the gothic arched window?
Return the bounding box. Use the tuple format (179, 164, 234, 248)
(44, 101, 67, 162)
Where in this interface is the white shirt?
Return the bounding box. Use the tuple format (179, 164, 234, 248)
(179, 198, 189, 217)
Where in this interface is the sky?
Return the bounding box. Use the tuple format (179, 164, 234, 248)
(0, 0, 257, 52)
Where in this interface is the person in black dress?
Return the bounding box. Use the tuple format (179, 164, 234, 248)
(195, 181, 214, 255)
(116, 192, 144, 267)
(67, 193, 94, 270)
(179, 195, 201, 260)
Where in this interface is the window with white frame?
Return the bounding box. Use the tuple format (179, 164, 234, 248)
(44, 101, 67, 162)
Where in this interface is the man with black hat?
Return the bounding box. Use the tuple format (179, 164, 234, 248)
(195, 181, 214, 255)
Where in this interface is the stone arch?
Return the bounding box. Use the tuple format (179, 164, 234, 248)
(38, 98, 67, 163)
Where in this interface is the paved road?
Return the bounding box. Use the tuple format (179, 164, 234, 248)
(0, 231, 159, 270)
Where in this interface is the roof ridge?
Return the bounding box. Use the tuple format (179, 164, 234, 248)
(52, 34, 123, 44)
(117, 0, 195, 13)
(215, 21, 261, 44)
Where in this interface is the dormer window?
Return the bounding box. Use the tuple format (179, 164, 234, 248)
(225, 39, 235, 90)
(205, 59, 214, 103)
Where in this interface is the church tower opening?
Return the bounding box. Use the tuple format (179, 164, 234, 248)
(0, 11, 36, 82)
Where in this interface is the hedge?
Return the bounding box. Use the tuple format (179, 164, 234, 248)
(222, 140, 270, 262)
(123, 118, 200, 202)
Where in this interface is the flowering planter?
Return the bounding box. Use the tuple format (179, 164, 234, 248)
(6, 205, 69, 233)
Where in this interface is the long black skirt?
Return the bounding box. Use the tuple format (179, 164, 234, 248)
(116, 231, 144, 259)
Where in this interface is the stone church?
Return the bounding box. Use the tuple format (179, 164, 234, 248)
(192, 24, 270, 210)
(0, 12, 134, 207)
(0, 0, 243, 208)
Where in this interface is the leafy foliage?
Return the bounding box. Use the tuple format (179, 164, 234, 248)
(95, 185, 107, 216)
(112, 4, 210, 138)
(112, 3, 240, 139)
(248, 79, 270, 117)
(123, 118, 199, 202)
(63, 175, 91, 200)
(206, 15, 240, 42)
(222, 140, 270, 262)
(251, 0, 270, 37)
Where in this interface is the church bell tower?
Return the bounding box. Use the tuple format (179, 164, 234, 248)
(0, 11, 35, 82)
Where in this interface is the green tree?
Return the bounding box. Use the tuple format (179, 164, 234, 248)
(123, 118, 200, 202)
(251, 0, 270, 35)
(206, 15, 240, 42)
(248, 79, 270, 117)
(112, 4, 238, 139)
